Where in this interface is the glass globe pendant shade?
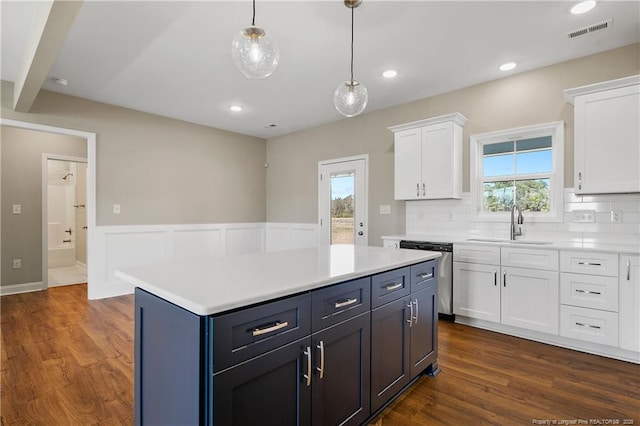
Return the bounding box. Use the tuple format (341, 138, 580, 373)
(334, 80, 368, 117)
(231, 26, 280, 79)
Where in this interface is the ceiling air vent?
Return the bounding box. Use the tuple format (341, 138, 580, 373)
(568, 19, 613, 39)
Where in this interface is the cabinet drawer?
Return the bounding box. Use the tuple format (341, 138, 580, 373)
(213, 293, 311, 372)
(453, 244, 500, 265)
(560, 305, 618, 347)
(560, 251, 618, 277)
(501, 247, 558, 271)
(311, 277, 370, 332)
(409, 260, 438, 293)
(560, 273, 618, 312)
(371, 267, 410, 308)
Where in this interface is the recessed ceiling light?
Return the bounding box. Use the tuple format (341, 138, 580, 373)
(382, 70, 398, 78)
(571, 0, 597, 14)
(229, 105, 243, 112)
(499, 62, 517, 72)
(52, 77, 68, 86)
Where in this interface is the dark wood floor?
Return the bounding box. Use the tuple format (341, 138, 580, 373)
(1, 284, 639, 425)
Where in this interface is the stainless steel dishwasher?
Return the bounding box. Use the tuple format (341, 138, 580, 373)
(399, 240, 454, 320)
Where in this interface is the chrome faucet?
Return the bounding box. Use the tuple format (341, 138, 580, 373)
(510, 204, 524, 240)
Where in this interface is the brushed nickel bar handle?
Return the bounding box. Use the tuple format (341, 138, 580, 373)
(385, 283, 403, 291)
(303, 346, 311, 387)
(503, 271, 507, 287)
(252, 321, 289, 337)
(335, 298, 358, 308)
(416, 183, 420, 197)
(422, 183, 426, 197)
(576, 322, 601, 330)
(419, 272, 433, 280)
(577, 261, 602, 266)
(575, 289, 601, 295)
(627, 260, 631, 281)
(494, 271, 497, 286)
(406, 303, 413, 327)
(316, 341, 325, 379)
(413, 299, 419, 325)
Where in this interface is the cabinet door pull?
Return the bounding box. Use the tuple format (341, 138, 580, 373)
(575, 289, 601, 295)
(577, 261, 602, 267)
(494, 271, 497, 286)
(413, 299, 419, 325)
(419, 272, 433, 280)
(385, 282, 403, 291)
(406, 303, 414, 327)
(627, 260, 631, 281)
(303, 346, 312, 386)
(316, 341, 325, 379)
(503, 271, 507, 287)
(416, 183, 420, 197)
(576, 322, 601, 330)
(251, 321, 289, 337)
(334, 298, 358, 309)
(422, 183, 426, 197)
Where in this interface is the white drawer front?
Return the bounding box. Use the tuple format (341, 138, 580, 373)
(501, 247, 558, 271)
(453, 244, 500, 265)
(560, 305, 618, 347)
(560, 273, 619, 312)
(560, 251, 619, 277)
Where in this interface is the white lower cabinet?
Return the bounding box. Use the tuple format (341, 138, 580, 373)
(619, 255, 640, 352)
(453, 262, 500, 323)
(560, 305, 618, 347)
(501, 267, 559, 334)
(453, 246, 559, 335)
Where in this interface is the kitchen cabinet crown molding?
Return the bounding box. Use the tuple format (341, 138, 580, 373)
(387, 112, 468, 133)
(564, 74, 640, 105)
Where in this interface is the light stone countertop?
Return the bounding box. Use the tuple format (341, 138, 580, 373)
(381, 234, 640, 255)
(115, 245, 441, 316)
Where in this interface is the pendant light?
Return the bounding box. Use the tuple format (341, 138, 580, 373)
(231, 0, 279, 79)
(333, 0, 368, 117)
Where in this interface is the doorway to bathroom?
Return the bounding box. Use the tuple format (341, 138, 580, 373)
(44, 156, 88, 287)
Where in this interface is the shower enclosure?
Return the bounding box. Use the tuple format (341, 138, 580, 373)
(46, 159, 87, 286)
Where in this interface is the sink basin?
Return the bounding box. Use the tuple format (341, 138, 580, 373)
(465, 238, 552, 245)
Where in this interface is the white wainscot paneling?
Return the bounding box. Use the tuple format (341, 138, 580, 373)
(90, 223, 319, 300)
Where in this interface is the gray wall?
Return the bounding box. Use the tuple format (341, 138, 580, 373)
(265, 43, 640, 246)
(1, 81, 267, 226)
(1, 126, 87, 285)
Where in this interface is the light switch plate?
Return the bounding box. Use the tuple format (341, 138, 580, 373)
(12, 259, 21, 269)
(571, 210, 595, 223)
(12, 204, 21, 214)
(113, 204, 121, 214)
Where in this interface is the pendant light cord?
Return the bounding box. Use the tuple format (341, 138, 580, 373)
(252, 0, 256, 26)
(350, 6, 354, 83)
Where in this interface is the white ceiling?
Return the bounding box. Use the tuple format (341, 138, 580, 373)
(2, 1, 639, 139)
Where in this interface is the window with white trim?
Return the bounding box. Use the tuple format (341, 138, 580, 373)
(470, 122, 564, 222)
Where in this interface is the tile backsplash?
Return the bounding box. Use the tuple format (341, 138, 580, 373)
(406, 189, 640, 245)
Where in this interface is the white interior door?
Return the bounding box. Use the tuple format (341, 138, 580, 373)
(319, 156, 368, 246)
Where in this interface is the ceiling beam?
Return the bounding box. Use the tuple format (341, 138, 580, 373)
(13, 0, 84, 112)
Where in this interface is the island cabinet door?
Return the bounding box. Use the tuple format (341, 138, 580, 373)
(311, 312, 371, 426)
(213, 337, 312, 426)
(370, 296, 411, 413)
(410, 282, 438, 377)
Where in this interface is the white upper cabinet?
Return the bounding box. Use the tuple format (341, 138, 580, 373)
(390, 113, 467, 200)
(565, 75, 640, 195)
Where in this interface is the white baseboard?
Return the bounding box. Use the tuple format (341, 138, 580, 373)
(76, 261, 87, 273)
(0, 281, 44, 296)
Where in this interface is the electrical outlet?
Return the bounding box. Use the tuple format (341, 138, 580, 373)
(12, 204, 21, 214)
(12, 259, 21, 269)
(611, 210, 623, 224)
(113, 204, 121, 214)
(418, 211, 424, 221)
(571, 210, 595, 223)
(379, 205, 391, 215)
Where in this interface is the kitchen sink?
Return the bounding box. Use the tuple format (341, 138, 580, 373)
(465, 238, 552, 245)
